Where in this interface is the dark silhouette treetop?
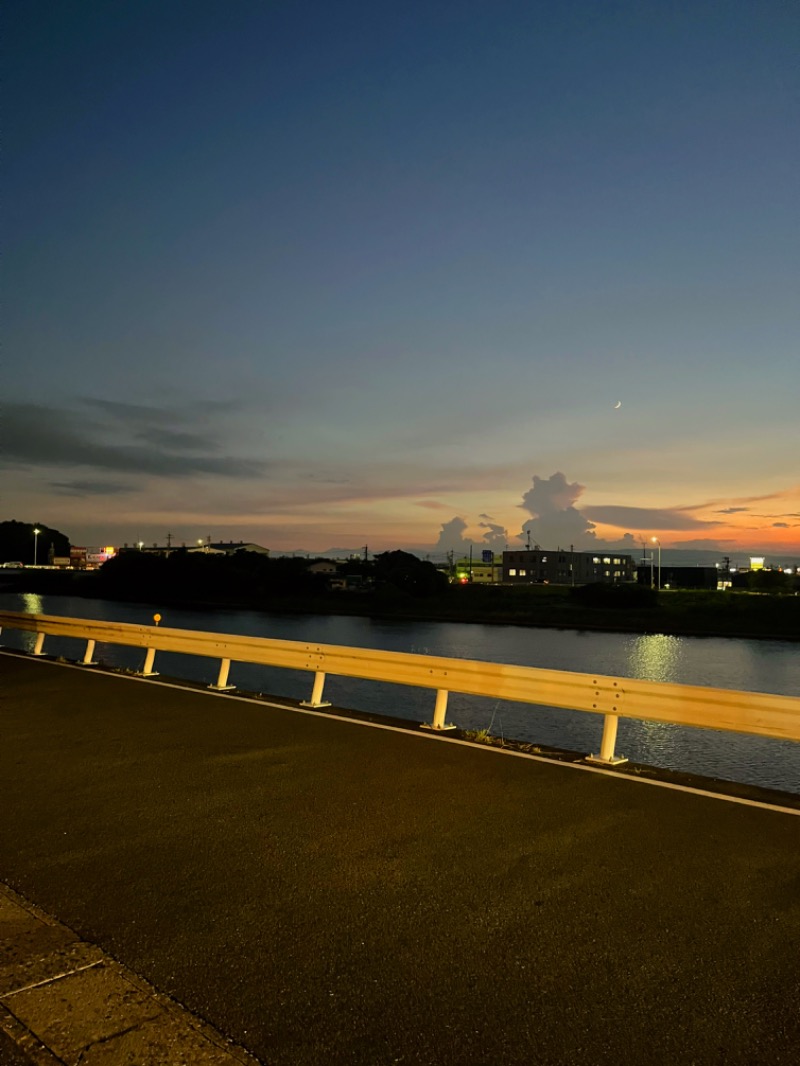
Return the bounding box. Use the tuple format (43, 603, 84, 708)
(373, 550, 448, 598)
(0, 521, 70, 563)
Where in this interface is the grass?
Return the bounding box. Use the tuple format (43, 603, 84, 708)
(460, 728, 545, 755)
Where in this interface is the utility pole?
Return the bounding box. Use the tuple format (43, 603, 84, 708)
(166, 532, 173, 550)
(363, 544, 369, 563)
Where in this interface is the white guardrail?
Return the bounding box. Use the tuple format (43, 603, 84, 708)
(2, 611, 799, 765)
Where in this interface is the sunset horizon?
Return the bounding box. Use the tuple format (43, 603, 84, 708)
(5, 2, 797, 564)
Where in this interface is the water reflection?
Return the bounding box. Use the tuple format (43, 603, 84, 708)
(11, 593, 46, 653)
(628, 634, 682, 683)
(22, 593, 44, 615)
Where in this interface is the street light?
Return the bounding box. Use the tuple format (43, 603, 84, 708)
(33, 527, 41, 567)
(651, 536, 661, 590)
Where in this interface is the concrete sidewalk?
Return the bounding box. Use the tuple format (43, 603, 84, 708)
(1, 651, 799, 1065)
(0, 883, 258, 1065)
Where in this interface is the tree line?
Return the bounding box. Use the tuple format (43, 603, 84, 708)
(96, 548, 448, 603)
(0, 521, 70, 564)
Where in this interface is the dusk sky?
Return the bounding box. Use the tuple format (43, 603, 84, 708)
(5, 1, 798, 558)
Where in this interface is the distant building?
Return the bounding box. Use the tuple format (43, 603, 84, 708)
(453, 556, 502, 583)
(307, 560, 338, 575)
(125, 540, 270, 558)
(636, 565, 719, 590)
(69, 546, 117, 569)
(503, 549, 635, 585)
(192, 541, 269, 556)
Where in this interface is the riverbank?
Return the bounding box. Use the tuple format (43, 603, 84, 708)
(3, 569, 799, 641)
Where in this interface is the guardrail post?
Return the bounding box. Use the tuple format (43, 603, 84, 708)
(81, 639, 98, 666)
(32, 632, 46, 656)
(421, 688, 457, 731)
(586, 714, 628, 766)
(209, 657, 235, 691)
(138, 647, 159, 677)
(301, 670, 331, 708)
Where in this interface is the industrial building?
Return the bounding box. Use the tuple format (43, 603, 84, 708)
(502, 549, 636, 585)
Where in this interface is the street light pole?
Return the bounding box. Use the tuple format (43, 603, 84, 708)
(33, 527, 41, 567)
(651, 537, 661, 590)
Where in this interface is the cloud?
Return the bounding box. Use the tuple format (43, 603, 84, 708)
(581, 506, 721, 531)
(434, 517, 470, 552)
(772, 522, 790, 528)
(518, 472, 596, 548)
(478, 521, 508, 548)
(668, 538, 727, 551)
(715, 507, 749, 514)
(50, 479, 133, 496)
(415, 500, 451, 510)
(1, 401, 269, 480)
(82, 397, 239, 422)
(433, 515, 509, 553)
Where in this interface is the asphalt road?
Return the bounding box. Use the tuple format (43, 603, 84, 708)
(2, 653, 799, 1065)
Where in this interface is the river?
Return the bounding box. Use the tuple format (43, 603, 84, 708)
(2, 591, 798, 795)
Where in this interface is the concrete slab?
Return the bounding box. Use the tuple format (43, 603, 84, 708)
(79, 1013, 255, 1065)
(5, 964, 164, 1065)
(0, 884, 259, 1065)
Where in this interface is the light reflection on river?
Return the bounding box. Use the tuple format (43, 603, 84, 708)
(1, 592, 798, 795)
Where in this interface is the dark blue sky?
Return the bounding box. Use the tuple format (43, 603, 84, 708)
(5, 1, 798, 554)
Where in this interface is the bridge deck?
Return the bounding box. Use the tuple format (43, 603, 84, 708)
(1, 653, 799, 1065)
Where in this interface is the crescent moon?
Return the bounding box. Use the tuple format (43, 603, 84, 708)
(614, 401, 622, 409)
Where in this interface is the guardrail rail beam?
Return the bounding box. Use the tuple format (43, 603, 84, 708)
(2, 612, 799, 762)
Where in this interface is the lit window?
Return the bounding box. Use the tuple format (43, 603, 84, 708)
(509, 569, 517, 576)
(603, 557, 611, 564)
(519, 569, 527, 576)
(593, 557, 600, 564)
(613, 558, 620, 564)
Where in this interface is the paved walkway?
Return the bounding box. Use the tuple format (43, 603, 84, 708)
(1, 651, 799, 1065)
(0, 883, 257, 1065)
